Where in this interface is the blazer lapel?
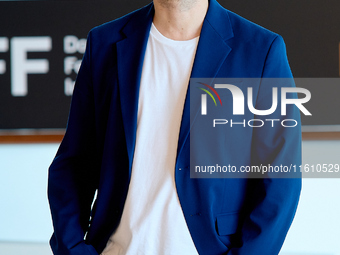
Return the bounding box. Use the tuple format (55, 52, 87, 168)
(177, 0, 234, 158)
(116, 4, 154, 174)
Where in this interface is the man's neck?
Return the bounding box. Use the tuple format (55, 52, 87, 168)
(153, 0, 208, 41)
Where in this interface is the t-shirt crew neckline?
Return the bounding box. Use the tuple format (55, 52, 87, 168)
(150, 22, 200, 46)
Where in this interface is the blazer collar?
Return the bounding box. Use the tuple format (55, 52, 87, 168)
(116, 3, 154, 172)
(177, 0, 234, 159)
(116, 0, 235, 171)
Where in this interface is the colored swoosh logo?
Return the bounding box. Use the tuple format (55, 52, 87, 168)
(197, 82, 223, 106)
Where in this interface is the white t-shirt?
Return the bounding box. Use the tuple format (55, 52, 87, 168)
(101, 23, 199, 255)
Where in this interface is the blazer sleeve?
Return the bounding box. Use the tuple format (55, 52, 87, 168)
(227, 35, 302, 255)
(48, 30, 99, 255)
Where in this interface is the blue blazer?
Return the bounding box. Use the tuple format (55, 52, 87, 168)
(48, 0, 302, 254)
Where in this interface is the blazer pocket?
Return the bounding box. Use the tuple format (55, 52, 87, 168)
(216, 211, 241, 236)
